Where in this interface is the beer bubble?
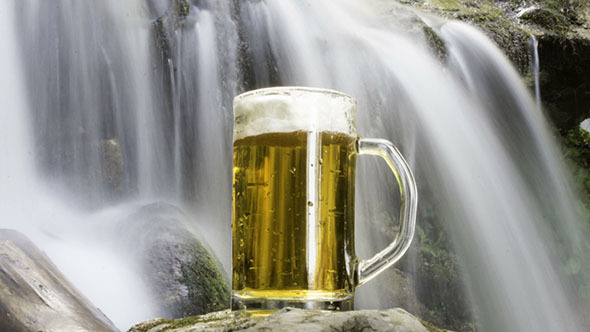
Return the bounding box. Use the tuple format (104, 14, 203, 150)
(307, 201, 313, 207)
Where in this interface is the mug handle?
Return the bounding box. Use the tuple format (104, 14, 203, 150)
(356, 138, 418, 286)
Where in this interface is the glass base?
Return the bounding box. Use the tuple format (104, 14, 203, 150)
(231, 290, 354, 314)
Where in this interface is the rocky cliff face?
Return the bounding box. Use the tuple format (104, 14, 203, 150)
(386, 0, 590, 131)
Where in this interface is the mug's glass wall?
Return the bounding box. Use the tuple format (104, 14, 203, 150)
(232, 87, 418, 314)
(232, 87, 358, 311)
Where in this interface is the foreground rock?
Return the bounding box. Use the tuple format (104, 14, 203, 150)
(129, 308, 442, 332)
(117, 203, 229, 318)
(0, 229, 118, 332)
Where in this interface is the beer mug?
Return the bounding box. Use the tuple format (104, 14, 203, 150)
(232, 87, 417, 313)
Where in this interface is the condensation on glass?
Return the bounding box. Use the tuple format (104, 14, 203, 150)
(232, 87, 417, 314)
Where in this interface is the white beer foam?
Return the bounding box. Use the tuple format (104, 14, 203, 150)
(233, 87, 357, 141)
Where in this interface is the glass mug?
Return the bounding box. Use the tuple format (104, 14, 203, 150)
(232, 87, 417, 313)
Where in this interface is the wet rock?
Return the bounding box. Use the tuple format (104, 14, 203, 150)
(153, 0, 191, 60)
(0, 229, 118, 332)
(101, 138, 124, 190)
(129, 307, 436, 332)
(536, 34, 590, 132)
(519, 8, 570, 33)
(422, 25, 448, 64)
(117, 203, 229, 319)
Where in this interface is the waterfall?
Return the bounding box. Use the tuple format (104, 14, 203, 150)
(2, 0, 588, 331)
(530, 35, 542, 110)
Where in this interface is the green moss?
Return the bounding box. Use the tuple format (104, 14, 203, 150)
(412, 201, 475, 332)
(129, 319, 167, 332)
(422, 25, 448, 63)
(563, 127, 590, 201)
(178, 240, 230, 316)
(420, 0, 532, 74)
(520, 8, 570, 34)
(560, 127, 590, 322)
(127, 310, 260, 332)
(421, 319, 453, 332)
(131, 314, 225, 332)
(430, 0, 463, 11)
(175, 0, 190, 18)
(165, 315, 220, 328)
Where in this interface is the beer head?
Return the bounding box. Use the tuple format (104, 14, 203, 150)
(233, 87, 357, 141)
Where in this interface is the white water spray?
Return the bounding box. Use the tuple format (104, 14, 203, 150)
(2, 1, 160, 329)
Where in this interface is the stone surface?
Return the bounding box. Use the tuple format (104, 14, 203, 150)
(0, 229, 119, 332)
(100, 138, 124, 189)
(116, 203, 229, 319)
(128, 308, 438, 332)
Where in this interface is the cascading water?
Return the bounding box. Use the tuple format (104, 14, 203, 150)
(530, 35, 542, 110)
(2, 1, 161, 329)
(3, 0, 589, 331)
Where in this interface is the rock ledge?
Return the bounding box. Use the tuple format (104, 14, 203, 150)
(129, 307, 447, 332)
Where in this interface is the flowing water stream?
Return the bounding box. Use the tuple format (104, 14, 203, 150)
(2, 0, 588, 331)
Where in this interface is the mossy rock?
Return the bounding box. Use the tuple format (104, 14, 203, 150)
(536, 34, 590, 132)
(117, 203, 229, 319)
(129, 308, 446, 332)
(152, 0, 191, 60)
(519, 8, 571, 33)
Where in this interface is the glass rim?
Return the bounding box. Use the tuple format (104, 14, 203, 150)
(233, 86, 357, 106)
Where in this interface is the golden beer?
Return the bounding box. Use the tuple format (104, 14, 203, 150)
(232, 131, 356, 300)
(231, 87, 417, 313)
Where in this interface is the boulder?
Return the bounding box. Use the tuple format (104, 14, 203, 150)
(0, 229, 119, 332)
(128, 308, 440, 332)
(116, 203, 229, 319)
